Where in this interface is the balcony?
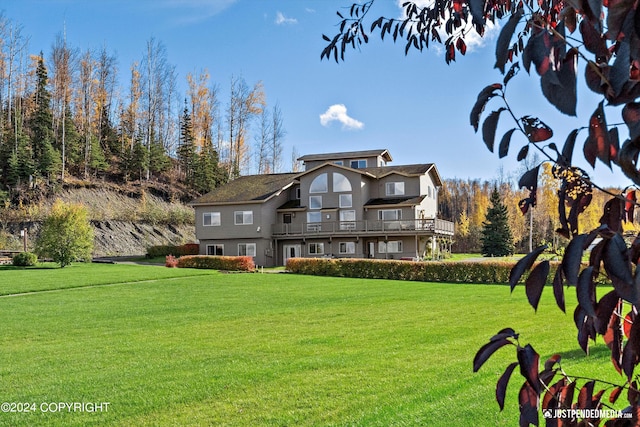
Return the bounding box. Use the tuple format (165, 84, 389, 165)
(272, 218, 454, 237)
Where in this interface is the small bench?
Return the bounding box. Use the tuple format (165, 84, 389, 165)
(0, 257, 12, 265)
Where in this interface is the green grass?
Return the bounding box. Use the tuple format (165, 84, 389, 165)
(0, 264, 622, 426)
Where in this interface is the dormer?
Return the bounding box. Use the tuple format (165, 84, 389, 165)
(298, 149, 392, 170)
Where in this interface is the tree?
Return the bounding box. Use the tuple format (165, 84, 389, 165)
(324, 1, 640, 424)
(35, 201, 94, 267)
(481, 187, 514, 257)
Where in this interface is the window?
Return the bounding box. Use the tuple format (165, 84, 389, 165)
(307, 212, 321, 223)
(203, 212, 221, 226)
(378, 241, 403, 253)
(339, 210, 356, 230)
(295, 187, 301, 199)
(350, 159, 367, 168)
(234, 211, 253, 225)
(309, 195, 322, 209)
(333, 173, 352, 192)
(206, 244, 224, 256)
(334, 161, 343, 166)
(386, 182, 405, 196)
(339, 194, 352, 208)
(308, 243, 324, 255)
(307, 212, 321, 231)
(238, 243, 256, 257)
(339, 242, 356, 254)
(378, 209, 402, 220)
(310, 173, 328, 193)
(283, 213, 292, 224)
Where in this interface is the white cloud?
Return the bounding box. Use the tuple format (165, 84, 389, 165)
(320, 104, 364, 130)
(275, 11, 297, 25)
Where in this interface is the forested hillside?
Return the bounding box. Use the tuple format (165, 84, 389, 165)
(0, 14, 288, 206)
(438, 165, 627, 253)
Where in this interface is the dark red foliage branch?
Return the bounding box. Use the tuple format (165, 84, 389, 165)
(322, 0, 640, 423)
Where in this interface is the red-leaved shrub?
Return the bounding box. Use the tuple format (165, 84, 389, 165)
(176, 255, 255, 271)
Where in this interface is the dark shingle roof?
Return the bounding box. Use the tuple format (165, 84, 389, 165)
(364, 195, 426, 207)
(362, 164, 433, 177)
(191, 173, 299, 205)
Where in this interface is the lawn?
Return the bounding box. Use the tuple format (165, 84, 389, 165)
(0, 263, 622, 426)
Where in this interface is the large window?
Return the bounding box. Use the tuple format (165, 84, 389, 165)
(203, 212, 221, 226)
(378, 241, 403, 253)
(339, 242, 356, 254)
(350, 159, 367, 168)
(238, 243, 256, 257)
(309, 195, 322, 209)
(206, 244, 223, 256)
(333, 173, 352, 192)
(378, 209, 402, 220)
(339, 194, 352, 208)
(308, 243, 324, 255)
(234, 211, 253, 225)
(310, 173, 328, 193)
(386, 182, 405, 196)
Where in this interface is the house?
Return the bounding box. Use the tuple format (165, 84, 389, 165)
(190, 149, 454, 266)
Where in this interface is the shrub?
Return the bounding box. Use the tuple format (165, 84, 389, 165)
(12, 252, 38, 267)
(176, 255, 255, 272)
(286, 257, 564, 285)
(147, 243, 200, 258)
(165, 255, 178, 268)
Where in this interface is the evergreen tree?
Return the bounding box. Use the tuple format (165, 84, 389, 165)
(177, 103, 196, 185)
(31, 52, 60, 178)
(480, 187, 514, 257)
(193, 140, 224, 194)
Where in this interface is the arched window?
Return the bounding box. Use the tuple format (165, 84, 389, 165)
(310, 173, 328, 193)
(332, 173, 352, 192)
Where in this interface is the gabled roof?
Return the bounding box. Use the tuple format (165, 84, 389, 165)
(298, 149, 392, 163)
(190, 173, 299, 206)
(363, 164, 442, 186)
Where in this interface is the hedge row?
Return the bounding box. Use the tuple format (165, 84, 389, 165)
(176, 255, 255, 271)
(147, 243, 199, 258)
(285, 258, 563, 285)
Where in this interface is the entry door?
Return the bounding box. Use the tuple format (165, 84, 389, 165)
(368, 241, 375, 258)
(283, 244, 301, 264)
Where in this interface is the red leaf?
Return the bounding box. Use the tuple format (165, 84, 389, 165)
(577, 266, 597, 317)
(482, 108, 506, 153)
(496, 362, 518, 411)
(509, 245, 547, 291)
(526, 260, 550, 311)
(595, 290, 621, 335)
(517, 344, 540, 394)
(623, 102, 640, 140)
(610, 386, 624, 404)
(625, 190, 636, 222)
(585, 101, 611, 168)
(600, 197, 624, 232)
(562, 233, 587, 286)
(552, 267, 566, 312)
(577, 380, 595, 409)
(518, 382, 539, 427)
(473, 335, 516, 372)
(495, 10, 522, 73)
(470, 84, 502, 132)
(521, 116, 553, 142)
(498, 128, 517, 158)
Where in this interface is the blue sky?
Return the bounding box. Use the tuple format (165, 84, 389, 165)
(0, 0, 628, 187)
